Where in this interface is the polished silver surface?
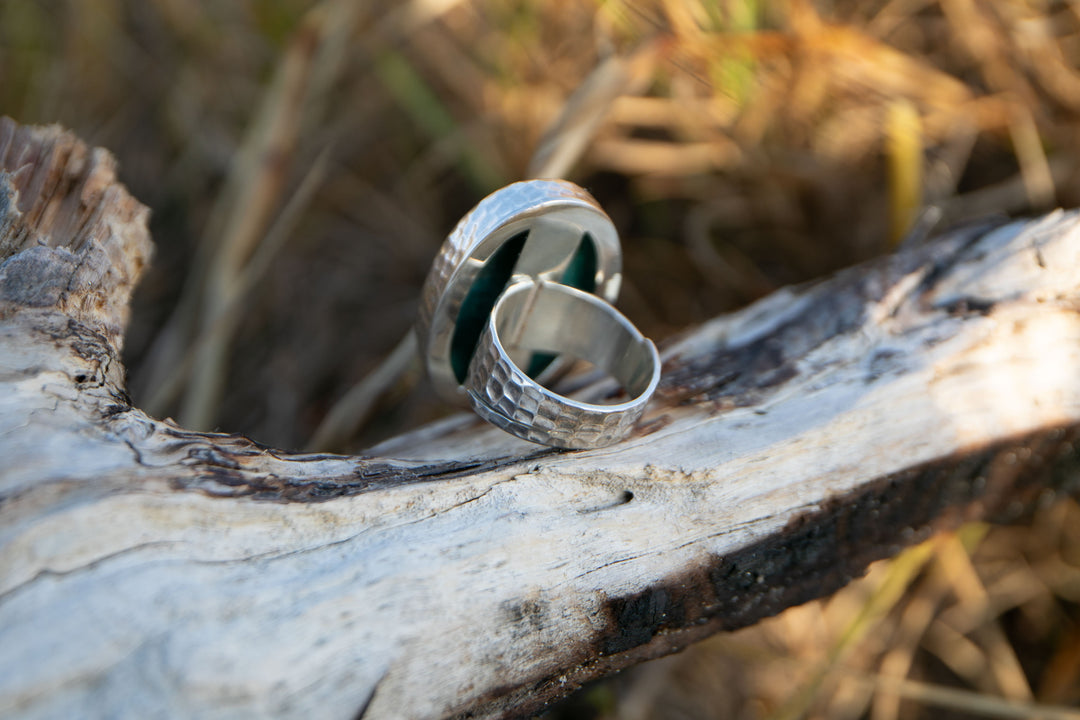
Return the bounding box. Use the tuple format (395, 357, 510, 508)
(417, 180, 622, 404)
(465, 281, 660, 449)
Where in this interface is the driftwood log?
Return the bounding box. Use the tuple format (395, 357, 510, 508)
(3, 118, 1080, 719)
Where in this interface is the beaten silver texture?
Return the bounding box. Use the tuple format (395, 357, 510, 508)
(465, 282, 660, 449)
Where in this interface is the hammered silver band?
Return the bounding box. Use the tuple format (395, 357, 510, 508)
(417, 179, 659, 449)
(465, 281, 660, 449)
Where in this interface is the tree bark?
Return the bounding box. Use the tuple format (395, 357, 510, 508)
(2, 118, 1079, 719)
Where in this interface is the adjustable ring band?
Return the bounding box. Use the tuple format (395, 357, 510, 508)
(417, 179, 659, 448)
(465, 281, 660, 449)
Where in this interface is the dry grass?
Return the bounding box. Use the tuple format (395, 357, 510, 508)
(4, 1, 1080, 717)
(7, 0, 1079, 447)
(572, 498, 1080, 720)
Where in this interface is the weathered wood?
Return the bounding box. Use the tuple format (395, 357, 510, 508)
(2, 118, 1080, 719)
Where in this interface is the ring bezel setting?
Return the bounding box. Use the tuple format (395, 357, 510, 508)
(416, 179, 658, 449)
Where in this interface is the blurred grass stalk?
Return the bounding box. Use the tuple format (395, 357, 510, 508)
(144, 148, 332, 418)
(179, 0, 359, 430)
(374, 49, 503, 193)
(138, 0, 359, 428)
(886, 99, 923, 247)
(528, 45, 657, 180)
(767, 531, 944, 720)
(674, 519, 1080, 720)
(846, 673, 1080, 720)
(824, 520, 1080, 720)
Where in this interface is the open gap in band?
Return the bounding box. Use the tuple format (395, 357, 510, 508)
(494, 283, 655, 404)
(525, 233, 598, 377)
(452, 231, 599, 384)
(531, 356, 629, 405)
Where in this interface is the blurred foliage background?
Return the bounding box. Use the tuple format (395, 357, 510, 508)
(4, 0, 1080, 717)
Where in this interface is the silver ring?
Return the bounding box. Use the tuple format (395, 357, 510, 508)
(416, 180, 622, 404)
(466, 281, 660, 449)
(417, 179, 658, 448)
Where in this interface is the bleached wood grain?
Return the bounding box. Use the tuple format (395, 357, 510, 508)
(2, 118, 1079, 719)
